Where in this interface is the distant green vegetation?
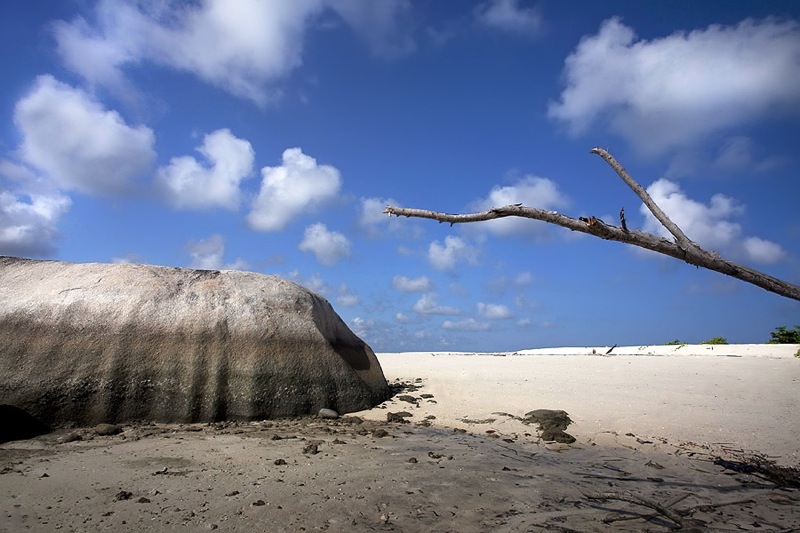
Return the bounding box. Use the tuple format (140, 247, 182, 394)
(664, 339, 686, 348)
(768, 325, 800, 344)
(662, 325, 800, 347)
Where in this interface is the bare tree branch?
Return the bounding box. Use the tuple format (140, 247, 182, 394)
(383, 149, 800, 302)
(591, 147, 699, 253)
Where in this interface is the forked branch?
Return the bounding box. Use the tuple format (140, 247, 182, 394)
(383, 148, 800, 302)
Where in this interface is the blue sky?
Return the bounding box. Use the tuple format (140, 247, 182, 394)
(1, 1, 799, 352)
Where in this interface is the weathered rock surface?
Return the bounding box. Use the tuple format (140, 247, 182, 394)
(0, 256, 389, 428)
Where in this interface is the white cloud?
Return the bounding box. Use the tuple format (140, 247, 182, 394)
(0, 190, 71, 258)
(300, 273, 330, 295)
(471, 175, 568, 237)
(53, 0, 417, 105)
(349, 316, 375, 339)
(742, 237, 786, 264)
(359, 196, 423, 239)
(185, 234, 226, 269)
(54, 0, 325, 105)
(157, 129, 254, 210)
(248, 148, 342, 231)
(412, 293, 460, 315)
(391, 275, 432, 292)
(442, 318, 490, 331)
(14, 75, 155, 196)
(642, 179, 785, 265)
(395, 312, 414, 323)
(0, 161, 44, 189)
(548, 17, 800, 155)
(327, 0, 416, 58)
(477, 302, 513, 319)
(298, 223, 351, 266)
(359, 197, 393, 228)
(515, 271, 534, 285)
(713, 136, 786, 173)
(428, 235, 479, 271)
(335, 283, 360, 307)
(474, 0, 544, 36)
(184, 234, 250, 270)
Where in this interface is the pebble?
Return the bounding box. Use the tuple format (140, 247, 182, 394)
(318, 408, 339, 419)
(95, 424, 122, 436)
(396, 395, 418, 404)
(386, 412, 412, 423)
(114, 491, 133, 501)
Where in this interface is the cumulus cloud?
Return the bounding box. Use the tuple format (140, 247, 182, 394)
(53, 0, 418, 105)
(286, 271, 330, 295)
(442, 318, 490, 331)
(358, 197, 393, 229)
(642, 179, 785, 264)
(0, 189, 71, 257)
(358, 197, 423, 240)
(298, 223, 351, 266)
(248, 148, 342, 231)
(328, 0, 416, 58)
(474, 0, 544, 36)
(395, 312, 414, 324)
(358, 197, 396, 233)
(742, 237, 787, 264)
(477, 302, 513, 319)
(471, 175, 568, 237)
(548, 17, 800, 155)
(335, 283, 360, 307)
(391, 275, 432, 292)
(349, 316, 375, 339)
(713, 136, 786, 173)
(53, 0, 324, 105)
(157, 129, 254, 210)
(14, 75, 155, 196)
(412, 293, 460, 315)
(184, 234, 250, 270)
(428, 235, 479, 271)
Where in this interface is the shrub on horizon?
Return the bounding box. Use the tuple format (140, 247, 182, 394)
(701, 337, 728, 345)
(768, 325, 800, 344)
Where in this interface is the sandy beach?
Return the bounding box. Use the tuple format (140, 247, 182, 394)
(2, 345, 799, 532)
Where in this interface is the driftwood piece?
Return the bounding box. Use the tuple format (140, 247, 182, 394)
(585, 491, 758, 531)
(584, 491, 689, 529)
(384, 148, 800, 302)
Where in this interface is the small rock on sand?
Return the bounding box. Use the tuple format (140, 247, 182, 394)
(387, 411, 412, 423)
(95, 423, 122, 436)
(318, 408, 339, 419)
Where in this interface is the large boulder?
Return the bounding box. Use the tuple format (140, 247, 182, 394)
(0, 257, 389, 428)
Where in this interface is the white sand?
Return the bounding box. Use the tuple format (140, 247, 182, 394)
(360, 344, 800, 463)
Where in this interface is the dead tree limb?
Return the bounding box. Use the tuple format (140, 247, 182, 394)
(584, 491, 688, 529)
(383, 148, 800, 302)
